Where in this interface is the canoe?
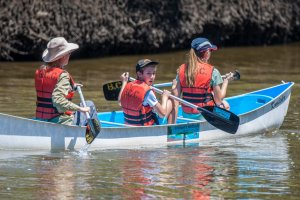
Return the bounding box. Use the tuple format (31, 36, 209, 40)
(0, 81, 294, 151)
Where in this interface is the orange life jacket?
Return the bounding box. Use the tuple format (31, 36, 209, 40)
(120, 80, 156, 126)
(179, 63, 215, 114)
(35, 66, 75, 119)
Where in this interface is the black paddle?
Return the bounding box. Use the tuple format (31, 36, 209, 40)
(103, 70, 240, 101)
(77, 86, 101, 144)
(103, 80, 123, 101)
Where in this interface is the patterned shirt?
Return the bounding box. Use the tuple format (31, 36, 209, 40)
(52, 72, 80, 113)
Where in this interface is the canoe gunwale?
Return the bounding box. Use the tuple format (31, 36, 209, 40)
(235, 82, 294, 121)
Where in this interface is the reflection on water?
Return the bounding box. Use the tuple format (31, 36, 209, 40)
(0, 43, 300, 198)
(0, 133, 295, 199)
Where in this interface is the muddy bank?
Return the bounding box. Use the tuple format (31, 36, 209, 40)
(1, 0, 299, 61)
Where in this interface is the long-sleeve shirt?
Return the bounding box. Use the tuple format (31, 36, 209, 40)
(51, 72, 80, 125)
(52, 72, 80, 112)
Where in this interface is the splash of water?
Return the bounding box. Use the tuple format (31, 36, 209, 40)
(72, 143, 91, 158)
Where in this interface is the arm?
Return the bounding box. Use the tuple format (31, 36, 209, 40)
(220, 79, 229, 99)
(212, 85, 223, 106)
(52, 72, 90, 113)
(153, 90, 170, 118)
(118, 72, 129, 106)
(144, 90, 170, 118)
(211, 68, 225, 106)
(220, 72, 234, 98)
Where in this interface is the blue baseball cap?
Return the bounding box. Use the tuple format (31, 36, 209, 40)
(191, 37, 217, 52)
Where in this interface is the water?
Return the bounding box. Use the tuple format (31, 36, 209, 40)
(0, 43, 300, 199)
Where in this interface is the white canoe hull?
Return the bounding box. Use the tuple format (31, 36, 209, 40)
(0, 82, 294, 151)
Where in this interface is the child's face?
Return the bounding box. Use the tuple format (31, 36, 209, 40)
(59, 53, 70, 68)
(137, 65, 157, 86)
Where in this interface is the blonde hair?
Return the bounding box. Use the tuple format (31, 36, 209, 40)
(47, 60, 60, 67)
(184, 49, 206, 87)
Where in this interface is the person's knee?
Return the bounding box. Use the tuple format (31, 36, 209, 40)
(168, 99, 178, 111)
(84, 100, 95, 107)
(166, 99, 178, 124)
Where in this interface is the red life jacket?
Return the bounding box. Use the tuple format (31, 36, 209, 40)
(179, 63, 215, 114)
(120, 80, 156, 126)
(35, 66, 75, 119)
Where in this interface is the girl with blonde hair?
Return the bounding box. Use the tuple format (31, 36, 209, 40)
(173, 37, 234, 120)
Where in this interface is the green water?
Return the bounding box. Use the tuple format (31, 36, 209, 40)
(0, 43, 300, 199)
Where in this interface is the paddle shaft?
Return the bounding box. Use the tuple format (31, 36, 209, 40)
(77, 86, 102, 144)
(152, 82, 173, 87)
(77, 86, 100, 143)
(76, 86, 91, 119)
(152, 72, 240, 88)
(128, 77, 207, 113)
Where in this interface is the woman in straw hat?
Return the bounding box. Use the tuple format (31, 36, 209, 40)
(35, 37, 90, 125)
(173, 37, 234, 120)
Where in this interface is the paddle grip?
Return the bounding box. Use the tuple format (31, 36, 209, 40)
(222, 70, 240, 80)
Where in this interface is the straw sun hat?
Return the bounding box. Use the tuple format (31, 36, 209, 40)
(42, 37, 79, 63)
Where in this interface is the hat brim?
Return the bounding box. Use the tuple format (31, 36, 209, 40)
(42, 43, 79, 63)
(199, 45, 218, 52)
(209, 45, 218, 51)
(139, 61, 159, 68)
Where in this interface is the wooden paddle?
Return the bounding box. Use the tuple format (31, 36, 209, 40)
(103, 70, 240, 101)
(76, 86, 101, 144)
(129, 77, 240, 134)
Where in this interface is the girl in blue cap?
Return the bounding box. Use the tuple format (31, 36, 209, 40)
(172, 37, 234, 120)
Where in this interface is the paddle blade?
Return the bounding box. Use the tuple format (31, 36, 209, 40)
(103, 81, 122, 101)
(85, 118, 101, 144)
(233, 70, 241, 80)
(200, 106, 240, 134)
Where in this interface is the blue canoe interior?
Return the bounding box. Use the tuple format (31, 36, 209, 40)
(98, 82, 293, 128)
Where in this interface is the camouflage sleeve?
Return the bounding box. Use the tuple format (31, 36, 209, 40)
(52, 72, 80, 113)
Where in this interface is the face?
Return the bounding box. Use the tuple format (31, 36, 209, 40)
(60, 53, 71, 68)
(202, 50, 211, 62)
(137, 65, 157, 85)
